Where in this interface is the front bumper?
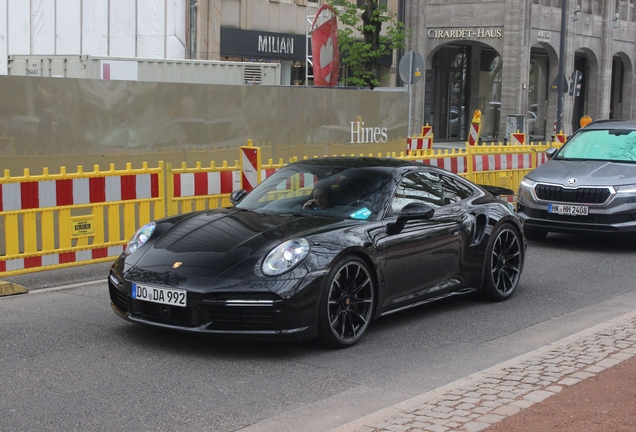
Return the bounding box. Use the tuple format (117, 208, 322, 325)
(517, 202, 636, 234)
(108, 267, 324, 342)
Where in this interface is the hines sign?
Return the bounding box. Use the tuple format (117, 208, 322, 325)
(351, 121, 388, 143)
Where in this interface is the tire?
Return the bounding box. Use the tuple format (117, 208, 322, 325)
(317, 255, 375, 348)
(524, 227, 548, 241)
(481, 224, 523, 301)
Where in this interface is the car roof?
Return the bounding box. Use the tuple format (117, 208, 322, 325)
(288, 157, 426, 170)
(583, 119, 636, 130)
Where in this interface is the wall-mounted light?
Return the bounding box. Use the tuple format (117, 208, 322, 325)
(586, 12, 620, 30)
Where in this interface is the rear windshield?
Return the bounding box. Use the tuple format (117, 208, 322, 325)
(557, 129, 636, 162)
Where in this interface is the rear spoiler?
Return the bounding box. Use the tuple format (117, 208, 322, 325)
(480, 185, 515, 198)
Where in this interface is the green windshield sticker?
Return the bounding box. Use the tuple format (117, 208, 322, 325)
(350, 208, 372, 220)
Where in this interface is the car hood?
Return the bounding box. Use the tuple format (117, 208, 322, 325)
(527, 159, 636, 187)
(128, 209, 349, 279)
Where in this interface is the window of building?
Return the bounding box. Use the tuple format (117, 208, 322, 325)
(357, 0, 388, 7)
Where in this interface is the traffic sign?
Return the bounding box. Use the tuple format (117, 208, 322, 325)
(399, 51, 424, 85)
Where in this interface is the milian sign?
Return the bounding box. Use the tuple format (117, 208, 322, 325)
(258, 35, 294, 55)
(428, 28, 503, 39)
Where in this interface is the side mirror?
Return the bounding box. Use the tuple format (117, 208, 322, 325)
(386, 202, 435, 235)
(230, 189, 248, 205)
(545, 148, 558, 159)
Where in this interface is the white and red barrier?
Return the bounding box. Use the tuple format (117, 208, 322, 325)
(472, 153, 533, 172)
(0, 173, 160, 211)
(509, 132, 526, 146)
(536, 152, 549, 166)
(0, 245, 125, 273)
(172, 171, 240, 197)
(419, 156, 467, 174)
(406, 124, 434, 154)
(1, 142, 557, 276)
(0, 172, 159, 273)
(261, 168, 277, 180)
(407, 136, 433, 153)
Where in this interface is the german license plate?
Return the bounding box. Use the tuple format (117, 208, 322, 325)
(548, 203, 589, 216)
(132, 283, 187, 307)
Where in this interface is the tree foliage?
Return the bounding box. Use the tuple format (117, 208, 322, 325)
(330, 0, 409, 89)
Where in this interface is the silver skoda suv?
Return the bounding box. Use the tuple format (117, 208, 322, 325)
(517, 120, 636, 240)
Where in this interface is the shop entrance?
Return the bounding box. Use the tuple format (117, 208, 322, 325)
(429, 46, 469, 142)
(426, 44, 502, 143)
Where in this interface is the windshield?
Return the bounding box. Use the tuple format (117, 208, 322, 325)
(556, 129, 636, 162)
(236, 164, 394, 221)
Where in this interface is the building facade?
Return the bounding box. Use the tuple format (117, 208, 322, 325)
(192, 0, 636, 141)
(1, 0, 633, 143)
(405, 0, 635, 141)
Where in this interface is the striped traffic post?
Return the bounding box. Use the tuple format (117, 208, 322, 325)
(421, 124, 433, 138)
(510, 130, 526, 146)
(555, 131, 567, 145)
(240, 140, 261, 192)
(468, 109, 481, 146)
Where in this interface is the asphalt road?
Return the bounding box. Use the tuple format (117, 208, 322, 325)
(2, 233, 636, 432)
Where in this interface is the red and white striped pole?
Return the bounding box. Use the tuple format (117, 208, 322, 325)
(240, 140, 261, 193)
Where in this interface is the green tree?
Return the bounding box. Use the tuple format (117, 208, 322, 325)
(331, 0, 409, 89)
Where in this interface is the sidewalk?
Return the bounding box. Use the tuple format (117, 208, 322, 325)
(332, 309, 636, 432)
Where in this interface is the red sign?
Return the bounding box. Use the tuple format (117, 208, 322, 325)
(311, 5, 340, 87)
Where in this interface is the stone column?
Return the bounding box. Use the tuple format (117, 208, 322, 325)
(596, 1, 614, 119)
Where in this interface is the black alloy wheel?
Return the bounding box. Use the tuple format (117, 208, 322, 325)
(482, 224, 523, 301)
(318, 255, 375, 348)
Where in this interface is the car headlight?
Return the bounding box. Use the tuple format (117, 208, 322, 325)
(125, 222, 156, 255)
(262, 239, 310, 276)
(519, 178, 535, 189)
(615, 184, 636, 194)
(518, 178, 535, 201)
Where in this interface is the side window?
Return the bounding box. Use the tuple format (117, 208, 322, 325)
(441, 175, 474, 204)
(391, 171, 443, 215)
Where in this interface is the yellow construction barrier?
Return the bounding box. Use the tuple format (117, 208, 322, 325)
(0, 162, 165, 276)
(1, 139, 559, 276)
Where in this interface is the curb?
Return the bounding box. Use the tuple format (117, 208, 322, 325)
(0, 281, 29, 297)
(332, 308, 636, 432)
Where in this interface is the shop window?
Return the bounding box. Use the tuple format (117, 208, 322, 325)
(357, 0, 388, 7)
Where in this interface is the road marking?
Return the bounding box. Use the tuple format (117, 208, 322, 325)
(0, 279, 105, 296)
(29, 279, 106, 294)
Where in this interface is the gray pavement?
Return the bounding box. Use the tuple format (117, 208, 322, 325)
(332, 309, 636, 432)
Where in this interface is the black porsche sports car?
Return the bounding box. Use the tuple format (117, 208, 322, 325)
(108, 157, 525, 347)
